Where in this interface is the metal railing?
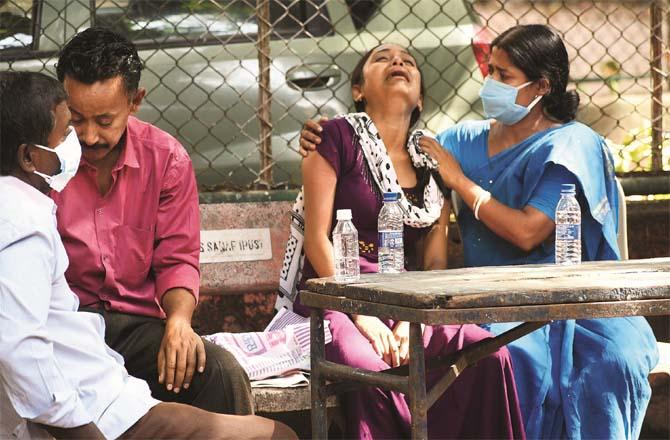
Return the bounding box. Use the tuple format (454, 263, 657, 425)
(1, 0, 668, 192)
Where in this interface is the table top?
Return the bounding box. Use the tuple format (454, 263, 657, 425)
(304, 258, 670, 310)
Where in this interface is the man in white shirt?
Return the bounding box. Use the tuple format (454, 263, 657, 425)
(0, 71, 295, 439)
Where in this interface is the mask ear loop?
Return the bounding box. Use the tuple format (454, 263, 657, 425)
(515, 80, 534, 90)
(31, 143, 60, 182)
(516, 79, 544, 110)
(526, 94, 543, 111)
(33, 170, 54, 183)
(32, 143, 56, 153)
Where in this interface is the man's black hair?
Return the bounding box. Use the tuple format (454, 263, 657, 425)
(0, 71, 68, 175)
(56, 27, 143, 95)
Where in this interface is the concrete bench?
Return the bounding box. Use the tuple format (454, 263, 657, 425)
(197, 200, 342, 433)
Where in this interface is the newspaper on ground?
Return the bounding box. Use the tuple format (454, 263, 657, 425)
(202, 308, 331, 382)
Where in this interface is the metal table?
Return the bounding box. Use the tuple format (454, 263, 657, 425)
(301, 258, 670, 439)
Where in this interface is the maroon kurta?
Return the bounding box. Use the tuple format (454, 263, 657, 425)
(295, 118, 526, 439)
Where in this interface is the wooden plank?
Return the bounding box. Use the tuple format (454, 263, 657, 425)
(252, 386, 339, 413)
(305, 258, 670, 309)
(300, 292, 670, 325)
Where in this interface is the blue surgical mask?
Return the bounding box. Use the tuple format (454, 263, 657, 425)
(479, 77, 543, 125)
(33, 127, 82, 192)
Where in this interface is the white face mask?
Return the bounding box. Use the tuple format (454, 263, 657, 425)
(33, 127, 82, 192)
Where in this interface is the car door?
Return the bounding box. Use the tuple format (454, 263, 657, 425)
(91, 0, 361, 189)
(0, 1, 91, 75)
(1, 0, 484, 189)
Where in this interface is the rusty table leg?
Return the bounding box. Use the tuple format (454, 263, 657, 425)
(408, 322, 427, 439)
(425, 321, 548, 408)
(311, 308, 328, 439)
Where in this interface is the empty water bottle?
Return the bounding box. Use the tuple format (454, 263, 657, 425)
(333, 209, 360, 282)
(378, 192, 404, 273)
(555, 183, 581, 265)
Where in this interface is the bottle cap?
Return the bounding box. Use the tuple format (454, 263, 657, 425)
(336, 209, 352, 221)
(383, 192, 400, 202)
(561, 183, 576, 193)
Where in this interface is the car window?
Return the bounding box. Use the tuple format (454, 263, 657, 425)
(345, 0, 381, 30)
(0, 0, 34, 54)
(270, 0, 331, 39)
(94, 0, 331, 46)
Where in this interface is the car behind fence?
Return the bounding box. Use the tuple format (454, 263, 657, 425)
(1, 0, 668, 192)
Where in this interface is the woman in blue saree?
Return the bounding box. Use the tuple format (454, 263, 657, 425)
(419, 24, 659, 439)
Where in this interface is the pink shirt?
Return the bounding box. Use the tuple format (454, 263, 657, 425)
(52, 116, 200, 319)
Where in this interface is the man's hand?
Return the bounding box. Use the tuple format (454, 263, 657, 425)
(352, 314, 400, 367)
(298, 117, 328, 157)
(158, 287, 206, 393)
(158, 316, 206, 393)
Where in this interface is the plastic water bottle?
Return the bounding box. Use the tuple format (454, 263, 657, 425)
(555, 183, 581, 265)
(378, 192, 404, 273)
(333, 209, 360, 282)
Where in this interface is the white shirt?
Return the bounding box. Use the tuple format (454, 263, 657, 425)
(0, 176, 159, 439)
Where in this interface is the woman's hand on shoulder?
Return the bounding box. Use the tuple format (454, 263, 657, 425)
(418, 136, 464, 189)
(352, 314, 400, 367)
(299, 117, 329, 157)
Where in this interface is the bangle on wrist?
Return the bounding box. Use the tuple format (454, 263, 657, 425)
(473, 189, 491, 221)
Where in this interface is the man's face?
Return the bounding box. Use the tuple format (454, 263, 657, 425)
(63, 75, 141, 165)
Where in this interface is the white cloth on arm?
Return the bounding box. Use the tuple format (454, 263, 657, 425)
(0, 176, 159, 440)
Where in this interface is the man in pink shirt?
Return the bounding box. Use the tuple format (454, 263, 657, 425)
(50, 27, 252, 414)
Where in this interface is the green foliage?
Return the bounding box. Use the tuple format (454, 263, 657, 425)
(607, 126, 670, 173)
(598, 59, 620, 93)
(185, 0, 222, 14)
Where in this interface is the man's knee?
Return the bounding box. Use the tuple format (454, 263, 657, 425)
(209, 414, 298, 440)
(186, 341, 252, 414)
(125, 403, 297, 439)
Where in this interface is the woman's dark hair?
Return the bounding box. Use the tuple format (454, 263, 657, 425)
(350, 44, 425, 127)
(492, 24, 579, 123)
(56, 27, 143, 95)
(0, 71, 68, 175)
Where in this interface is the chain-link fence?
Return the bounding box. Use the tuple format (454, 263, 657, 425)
(1, 0, 668, 191)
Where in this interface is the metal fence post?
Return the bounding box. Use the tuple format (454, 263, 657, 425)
(650, 0, 664, 172)
(4, 0, 667, 187)
(666, 3, 670, 91)
(257, 0, 273, 188)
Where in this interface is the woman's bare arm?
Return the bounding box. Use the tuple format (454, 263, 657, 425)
(302, 151, 337, 278)
(422, 202, 450, 270)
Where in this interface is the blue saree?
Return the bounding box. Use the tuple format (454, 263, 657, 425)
(436, 120, 659, 439)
